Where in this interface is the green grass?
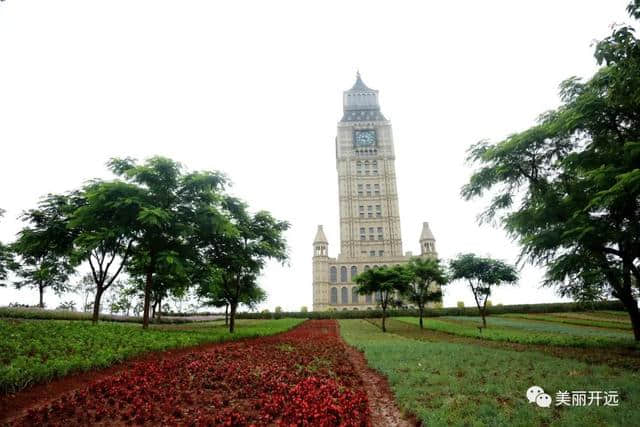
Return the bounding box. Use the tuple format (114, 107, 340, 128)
(339, 319, 640, 427)
(0, 317, 304, 394)
(395, 316, 637, 348)
(500, 312, 631, 331)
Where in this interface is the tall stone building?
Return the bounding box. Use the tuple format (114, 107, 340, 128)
(312, 73, 438, 311)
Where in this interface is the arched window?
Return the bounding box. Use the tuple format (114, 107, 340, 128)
(330, 266, 337, 283)
(364, 265, 370, 271)
(330, 287, 337, 304)
(341, 287, 348, 304)
(366, 293, 373, 304)
(340, 266, 347, 282)
(373, 264, 378, 269)
(352, 287, 359, 303)
(350, 266, 357, 280)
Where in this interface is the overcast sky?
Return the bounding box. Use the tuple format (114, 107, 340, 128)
(0, 1, 634, 311)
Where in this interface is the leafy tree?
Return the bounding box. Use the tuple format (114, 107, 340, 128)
(355, 265, 410, 332)
(449, 254, 518, 327)
(108, 157, 227, 328)
(69, 180, 142, 323)
(0, 209, 18, 287)
(56, 300, 77, 311)
(275, 306, 282, 313)
(404, 257, 448, 329)
(300, 306, 308, 313)
(196, 196, 288, 333)
(12, 194, 79, 307)
(462, 2, 640, 339)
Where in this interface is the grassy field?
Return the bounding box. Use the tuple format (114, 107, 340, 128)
(395, 314, 638, 348)
(500, 312, 631, 330)
(0, 318, 304, 394)
(340, 319, 640, 427)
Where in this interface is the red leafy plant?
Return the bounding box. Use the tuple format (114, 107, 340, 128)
(12, 320, 369, 426)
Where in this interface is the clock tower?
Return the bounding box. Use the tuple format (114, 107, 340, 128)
(312, 73, 439, 311)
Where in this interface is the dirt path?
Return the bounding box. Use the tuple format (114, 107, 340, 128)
(340, 332, 418, 427)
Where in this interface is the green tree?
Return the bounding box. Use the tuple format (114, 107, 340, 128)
(108, 157, 227, 328)
(404, 257, 448, 329)
(300, 306, 308, 313)
(12, 194, 79, 307)
(462, 2, 640, 339)
(69, 181, 142, 323)
(449, 254, 518, 327)
(355, 265, 410, 332)
(196, 196, 288, 333)
(0, 209, 18, 287)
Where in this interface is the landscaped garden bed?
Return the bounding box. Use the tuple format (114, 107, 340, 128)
(5, 320, 369, 426)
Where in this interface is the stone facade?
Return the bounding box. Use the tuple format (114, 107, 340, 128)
(312, 73, 438, 311)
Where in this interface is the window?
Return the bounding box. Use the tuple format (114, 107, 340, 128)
(366, 184, 371, 196)
(330, 287, 338, 304)
(368, 205, 372, 211)
(369, 235, 374, 241)
(364, 265, 370, 271)
(352, 288, 359, 303)
(377, 227, 383, 233)
(360, 227, 365, 234)
(379, 250, 384, 256)
(369, 250, 375, 256)
(372, 161, 378, 175)
(341, 287, 348, 304)
(376, 205, 381, 218)
(340, 266, 347, 282)
(350, 266, 357, 280)
(368, 212, 373, 218)
(366, 293, 373, 303)
(360, 234, 366, 241)
(378, 234, 383, 241)
(330, 266, 337, 283)
(357, 184, 363, 196)
(374, 184, 380, 195)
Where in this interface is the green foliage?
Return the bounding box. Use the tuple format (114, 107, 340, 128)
(339, 319, 640, 426)
(403, 257, 448, 328)
(354, 265, 411, 332)
(396, 316, 637, 348)
(449, 253, 518, 326)
(0, 318, 302, 393)
(461, 2, 640, 340)
(0, 209, 18, 287)
(300, 306, 308, 313)
(11, 194, 80, 307)
(457, 301, 464, 308)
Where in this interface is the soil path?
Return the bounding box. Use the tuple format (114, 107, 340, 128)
(340, 331, 418, 427)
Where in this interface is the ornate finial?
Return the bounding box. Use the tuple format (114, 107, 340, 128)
(356, 69, 361, 79)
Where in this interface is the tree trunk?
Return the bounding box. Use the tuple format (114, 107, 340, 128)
(419, 306, 424, 329)
(621, 294, 640, 341)
(225, 304, 229, 326)
(229, 302, 237, 333)
(142, 266, 153, 329)
(157, 296, 162, 319)
(92, 288, 103, 324)
(39, 284, 44, 308)
(381, 302, 387, 333)
(152, 301, 157, 319)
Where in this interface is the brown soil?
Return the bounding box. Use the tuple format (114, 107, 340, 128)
(339, 330, 419, 426)
(375, 318, 640, 371)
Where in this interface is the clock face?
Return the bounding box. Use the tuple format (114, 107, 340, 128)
(354, 130, 376, 147)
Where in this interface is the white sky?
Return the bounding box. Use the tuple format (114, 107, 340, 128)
(0, 0, 634, 311)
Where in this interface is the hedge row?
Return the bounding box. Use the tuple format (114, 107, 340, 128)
(235, 300, 626, 320)
(1, 300, 626, 322)
(0, 307, 219, 324)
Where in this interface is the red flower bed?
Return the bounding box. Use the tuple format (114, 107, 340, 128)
(11, 320, 369, 426)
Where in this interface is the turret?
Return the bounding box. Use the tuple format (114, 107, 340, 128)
(313, 225, 328, 257)
(419, 222, 437, 256)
